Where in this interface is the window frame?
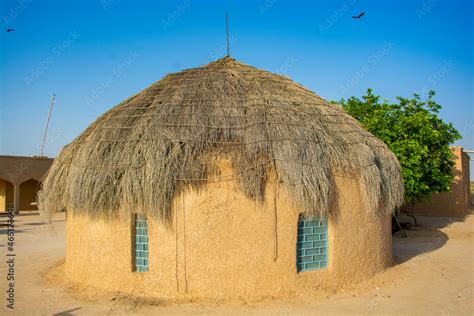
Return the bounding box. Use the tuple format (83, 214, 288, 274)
(296, 215, 328, 272)
(132, 213, 149, 272)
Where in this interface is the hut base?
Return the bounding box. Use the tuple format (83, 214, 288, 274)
(64, 175, 392, 301)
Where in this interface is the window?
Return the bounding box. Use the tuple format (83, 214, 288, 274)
(134, 214, 149, 272)
(296, 216, 328, 272)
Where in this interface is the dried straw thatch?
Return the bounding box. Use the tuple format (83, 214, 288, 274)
(39, 57, 404, 221)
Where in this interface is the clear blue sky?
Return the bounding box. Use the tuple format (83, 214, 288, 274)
(0, 0, 472, 175)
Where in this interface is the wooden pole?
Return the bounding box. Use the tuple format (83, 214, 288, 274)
(40, 94, 56, 157)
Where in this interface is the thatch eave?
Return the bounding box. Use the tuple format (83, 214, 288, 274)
(39, 57, 404, 220)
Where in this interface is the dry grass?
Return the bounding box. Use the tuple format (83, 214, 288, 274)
(38, 57, 404, 221)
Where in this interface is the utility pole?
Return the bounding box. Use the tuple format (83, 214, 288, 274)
(40, 94, 56, 157)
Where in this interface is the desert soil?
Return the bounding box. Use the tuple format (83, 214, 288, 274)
(0, 211, 473, 315)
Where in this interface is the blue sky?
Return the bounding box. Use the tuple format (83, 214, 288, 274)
(0, 0, 472, 175)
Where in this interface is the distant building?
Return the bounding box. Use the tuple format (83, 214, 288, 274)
(0, 155, 54, 212)
(407, 146, 471, 217)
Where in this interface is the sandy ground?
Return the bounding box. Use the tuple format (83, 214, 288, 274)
(0, 211, 473, 315)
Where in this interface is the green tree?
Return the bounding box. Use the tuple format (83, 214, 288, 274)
(339, 89, 461, 202)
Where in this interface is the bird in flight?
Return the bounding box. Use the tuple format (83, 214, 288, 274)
(6, 28, 15, 32)
(352, 12, 365, 19)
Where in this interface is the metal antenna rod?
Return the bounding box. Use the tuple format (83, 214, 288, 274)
(40, 94, 56, 157)
(226, 12, 230, 57)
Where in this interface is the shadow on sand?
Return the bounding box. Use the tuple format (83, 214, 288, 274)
(392, 213, 468, 265)
(52, 307, 82, 316)
(23, 222, 48, 226)
(0, 229, 26, 235)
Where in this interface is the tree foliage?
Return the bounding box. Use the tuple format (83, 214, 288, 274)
(339, 89, 461, 202)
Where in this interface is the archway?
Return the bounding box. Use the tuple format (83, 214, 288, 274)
(0, 178, 14, 212)
(19, 179, 41, 211)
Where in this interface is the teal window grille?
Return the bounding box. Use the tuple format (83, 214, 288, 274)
(134, 214, 149, 272)
(296, 216, 328, 272)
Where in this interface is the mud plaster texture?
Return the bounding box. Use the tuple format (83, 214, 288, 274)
(64, 162, 392, 301)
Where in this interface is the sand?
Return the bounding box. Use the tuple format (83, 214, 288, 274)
(0, 211, 473, 315)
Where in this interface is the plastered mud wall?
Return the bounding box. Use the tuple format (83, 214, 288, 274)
(65, 162, 392, 300)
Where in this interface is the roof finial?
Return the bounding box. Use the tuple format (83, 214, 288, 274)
(226, 12, 230, 57)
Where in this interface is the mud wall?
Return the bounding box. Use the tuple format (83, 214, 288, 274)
(65, 162, 392, 300)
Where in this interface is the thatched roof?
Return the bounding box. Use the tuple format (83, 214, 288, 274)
(39, 57, 404, 220)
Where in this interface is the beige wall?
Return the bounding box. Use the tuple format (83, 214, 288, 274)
(5, 181, 13, 211)
(407, 147, 470, 217)
(0, 179, 14, 212)
(64, 162, 392, 301)
(0, 180, 5, 212)
(0, 155, 53, 212)
(0, 179, 41, 211)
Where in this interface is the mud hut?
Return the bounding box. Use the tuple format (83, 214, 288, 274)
(39, 57, 404, 300)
